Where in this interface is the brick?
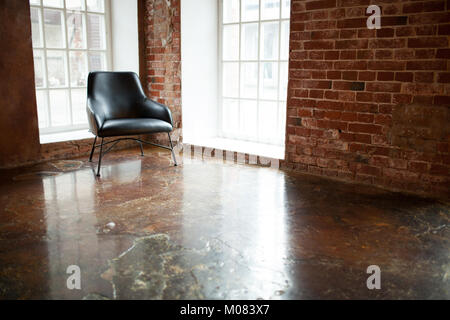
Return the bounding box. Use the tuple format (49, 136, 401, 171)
(406, 61, 447, 70)
(304, 40, 335, 50)
(395, 72, 413, 82)
(336, 40, 368, 49)
(396, 26, 415, 37)
(376, 28, 394, 38)
(356, 92, 373, 102)
(436, 49, 450, 59)
(434, 96, 450, 105)
(357, 50, 373, 59)
(350, 82, 365, 91)
(342, 71, 357, 80)
(415, 72, 434, 83)
(438, 24, 450, 35)
(408, 161, 429, 173)
(369, 39, 406, 49)
(377, 72, 395, 81)
(409, 12, 450, 24)
(366, 82, 402, 93)
(337, 18, 367, 29)
(357, 113, 374, 123)
(306, 0, 336, 10)
(334, 61, 367, 70)
(408, 37, 448, 48)
(373, 93, 392, 103)
(324, 50, 340, 60)
(340, 50, 357, 60)
(327, 71, 341, 79)
(340, 29, 357, 39)
(348, 123, 383, 135)
(358, 71, 376, 81)
(368, 61, 405, 71)
(380, 16, 408, 26)
(375, 50, 393, 60)
(437, 73, 450, 83)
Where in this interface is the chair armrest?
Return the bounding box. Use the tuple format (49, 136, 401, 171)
(140, 98, 173, 126)
(86, 99, 106, 135)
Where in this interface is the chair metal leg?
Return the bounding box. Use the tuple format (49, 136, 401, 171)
(88, 136, 97, 162)
(138, 140, 144, 156)
(96, 138, 104, 177)
(168, 133, 178, 166)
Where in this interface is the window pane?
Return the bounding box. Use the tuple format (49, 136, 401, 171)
(89, 52, 107, 71)
(33, 50, 46, 88)
(66, 0, 85, 10)
(30, 0, 41, 5)
(71, 88, 87, 124)
(240, 62, 257, 99)
(30, 7, 43, 48)
(36, 90, 49, 128)
(222, 99, 239, 136)
(67, 12, 86, 49)
(282, 0, 290, 19)
(43, 0, 64, 8)
(47, 50, 68, 87)
(259, 101, 278, 143)
(241, 23, 258, 60)
(241, 0, 259, 22)
(223, 0, 239, 23)
(87, 14, 106, 50)
(279, 61, 288, 101)
(261, 22, 279, 60)
(240, 100, 257, 139)
(223, 24, 239, 61)
(49, 89, 70, 126)
(261, 0, 280, 20)
(69, 51, 88, 87)
(44, 9, 66, 48)
(260, 62, 278, 100)
(87, 0, 105, 13)
(223, 62, 239, 98)
(280, 20, 289, 60)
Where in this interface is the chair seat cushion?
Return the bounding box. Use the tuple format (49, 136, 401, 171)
(99, 118, 173, 137)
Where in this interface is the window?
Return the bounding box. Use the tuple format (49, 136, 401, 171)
(220, 0, 290, 146)
(30, 0, 111, 135)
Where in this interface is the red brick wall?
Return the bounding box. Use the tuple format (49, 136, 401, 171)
(143, 0, 182, 143)
(0, 0, 41, 167)
(283, 0, 450, 197)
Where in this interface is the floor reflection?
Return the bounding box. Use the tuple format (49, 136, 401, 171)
(0, 148, 448, 299)
(181, 162, 291, 299)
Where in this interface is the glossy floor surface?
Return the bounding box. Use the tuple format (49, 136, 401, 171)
(0, 147, 449, 299)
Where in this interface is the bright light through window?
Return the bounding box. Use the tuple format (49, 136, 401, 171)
(221, 0, 290, 146)
(30, 0, 110, 135)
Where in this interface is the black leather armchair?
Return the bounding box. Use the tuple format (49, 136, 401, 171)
(87, 72, 177, 176)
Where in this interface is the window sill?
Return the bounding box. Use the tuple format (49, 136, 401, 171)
(40, 130, 94, 145)
(184, 137, 285, 160)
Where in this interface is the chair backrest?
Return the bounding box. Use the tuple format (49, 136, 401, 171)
(87, 72, 146, 120)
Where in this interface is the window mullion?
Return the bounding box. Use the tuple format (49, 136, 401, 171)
(63, 2, 75, 126)
(39, 5, 52, 128)
(237, 0, 242, 140)
(276, 0, 283, 145)
(218, 0, 224, 138)
(256, 0, 262, 143)
(85, 0, 91, 71)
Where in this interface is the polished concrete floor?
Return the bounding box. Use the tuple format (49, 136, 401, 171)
(0, 146, 448, 299)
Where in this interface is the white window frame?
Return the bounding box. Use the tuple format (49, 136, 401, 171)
(219, 0, 289, 146)
(30, 0, 112, 135)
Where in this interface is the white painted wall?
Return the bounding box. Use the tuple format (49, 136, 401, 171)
(110, 0, 139, 75)
(181, 0, 219, 143)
